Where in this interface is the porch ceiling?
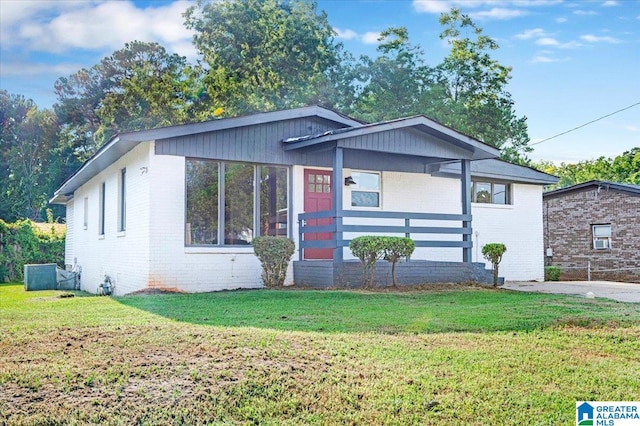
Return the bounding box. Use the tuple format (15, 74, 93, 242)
(283, 115, 500, 161)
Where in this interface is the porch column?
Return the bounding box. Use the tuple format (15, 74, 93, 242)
(461, 159, 472, 263)
(333, 147, 344, 263)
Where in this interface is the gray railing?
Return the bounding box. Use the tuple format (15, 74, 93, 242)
(298, 209, 471, 260)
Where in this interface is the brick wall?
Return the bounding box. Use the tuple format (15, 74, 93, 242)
(543, 187, 640, 279)
(68, 143, 152, 295)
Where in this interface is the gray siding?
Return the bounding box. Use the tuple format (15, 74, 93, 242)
(155, 117, 344, 166)
(338, 127, 472, 160)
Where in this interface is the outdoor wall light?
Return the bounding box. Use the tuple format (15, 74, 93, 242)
(344, 176, 356, 186)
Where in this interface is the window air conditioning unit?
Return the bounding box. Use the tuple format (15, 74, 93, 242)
(594, 239, 609, 249)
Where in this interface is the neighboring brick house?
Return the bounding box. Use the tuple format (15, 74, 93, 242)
(543, 181, 640, 281)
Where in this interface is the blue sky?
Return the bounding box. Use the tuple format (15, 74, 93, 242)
(1, 0, 638, 163)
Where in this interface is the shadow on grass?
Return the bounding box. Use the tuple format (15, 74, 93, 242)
(115, 287, 640, 334)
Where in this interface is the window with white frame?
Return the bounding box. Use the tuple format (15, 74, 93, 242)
(350, 171, 380, 208)
(472, 180, 511, 205)
(118, 168, 126, 232)
(99, 182, 105, 236)
(83, 197, 88, 230)
(185, 159, 288, 246)
(592, 224, 611, 250)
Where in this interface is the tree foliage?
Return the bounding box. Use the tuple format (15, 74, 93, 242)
(252, 236, 295, 288)
(185, 0, 343, 115)
(534, 147, 640, 189)
(55, 41, 202, 161)
(0, 91, 73, 221)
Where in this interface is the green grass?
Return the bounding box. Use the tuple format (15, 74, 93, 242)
(1, 283, 639, 425)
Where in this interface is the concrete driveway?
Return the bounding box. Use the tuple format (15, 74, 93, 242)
(503, 280, 640, 303)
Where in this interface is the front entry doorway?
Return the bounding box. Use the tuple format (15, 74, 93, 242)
(303, 169, 333, 260)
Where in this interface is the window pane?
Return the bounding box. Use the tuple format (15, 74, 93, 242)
(225, 163, 254, 245)
(593, 225, 611, 237)
(260, 166, 288, 237)
(186, 159, 219, 245)
(493, 183, 506, 205)
(352, 172, 379, 190)
(474, 182, 492, 203)
(352, 191, 379, 207)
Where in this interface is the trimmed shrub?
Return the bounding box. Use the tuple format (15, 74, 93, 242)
(381, 237, 415, 287)
(350, 236, 415, 287)
(482, 243, 507, 287)
(349, 236, 385, 288)
(544, 266, 561, 281)
(252, 236, 295, 288)
(0, 219, 65, 282)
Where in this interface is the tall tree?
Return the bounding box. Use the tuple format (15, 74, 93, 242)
(351, 27, 433, 122)
(55, 41, 202, 161)
(184, 0, 344, 115)
(432, 9, 531, 162)
(534, 148, 640, 189)
(0, 91, 65, 221)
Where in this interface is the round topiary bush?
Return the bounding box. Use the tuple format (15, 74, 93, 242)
(252, 236, 295, 288)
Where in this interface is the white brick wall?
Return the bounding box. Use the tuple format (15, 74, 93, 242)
(292, 168, 544, 281)
(66, 155, 543, 294)
(472, 183, 545, 281)
(64, 199, 74, 268)
(147, 153, 265, 292)
(67, 143, 152, 295)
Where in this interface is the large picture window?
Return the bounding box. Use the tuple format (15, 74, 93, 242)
(185, 159, 288, 246)
(472, 180, 511, 205)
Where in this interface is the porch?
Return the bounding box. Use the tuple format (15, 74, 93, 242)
(294, 209, 496, 287)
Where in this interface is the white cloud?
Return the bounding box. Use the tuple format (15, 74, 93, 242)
(536, 37, 560, 46)
(334, 28, 380, 45)
(413, 0, 560, 19)
(362, 32, 382, 44)
(573, 10, 598, 16)
(2, 1, 196, 58)
(602, 0, 618, 6)
(469, 8, 528, 20)
(530, 55, 556, 63)
(556, 17, 568, 23)
(334, 28, 359, 40)
(515, 28, 548, 40)
(580, 34, 621, 43)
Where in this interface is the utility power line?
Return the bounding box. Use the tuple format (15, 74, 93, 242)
(531, 101, 640, 146)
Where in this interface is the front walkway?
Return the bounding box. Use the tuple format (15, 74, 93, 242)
(503, 280, 640, 303)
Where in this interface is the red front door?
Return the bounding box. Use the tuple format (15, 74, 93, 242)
(303, 169, 333, 260)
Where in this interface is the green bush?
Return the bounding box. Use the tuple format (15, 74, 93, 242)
(350, 236, 415, 287)
(252, 236, 295, 288)
(0, 219, 65, 282)
(482, 243, 507, 287)
(544, 266, 561, 281)
(381, 237, 415, 287)
(349, 236, 385, 287)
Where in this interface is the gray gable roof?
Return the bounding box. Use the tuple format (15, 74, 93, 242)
(543, 180, 640, 198)
(283, 115, 500, 161)
(432, 159, 559, 185)
(51, 106, 361, 204)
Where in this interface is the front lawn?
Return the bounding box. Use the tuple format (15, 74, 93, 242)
(1, 283, 639, 424)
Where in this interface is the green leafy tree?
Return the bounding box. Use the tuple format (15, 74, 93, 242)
(351, 27, 433, 122)
(0, 92, 68, 221)
(533, 148, 640, 189)
(433, 9, 531, 162)
(55, 41, 203, 161)
(185, 0, 344, 115)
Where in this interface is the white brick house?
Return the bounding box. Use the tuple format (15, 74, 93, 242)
(51, 106, 557, 294)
